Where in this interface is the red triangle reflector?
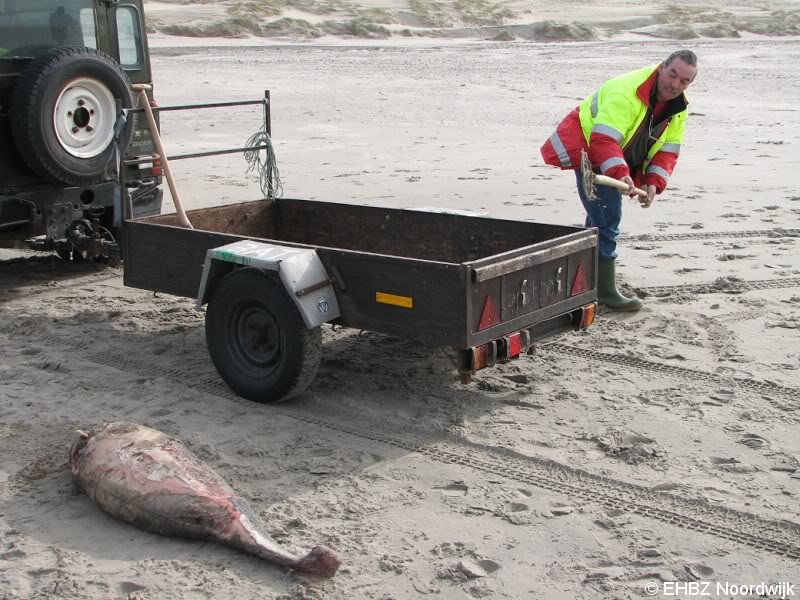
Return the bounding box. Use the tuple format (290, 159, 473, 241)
(571, 264, 589, 296)
(478, 295, 500, 331)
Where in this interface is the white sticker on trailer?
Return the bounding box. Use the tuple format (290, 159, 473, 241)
(210, 240, 306, 267)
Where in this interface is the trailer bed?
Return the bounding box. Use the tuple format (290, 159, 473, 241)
(123, 198, 597, 349)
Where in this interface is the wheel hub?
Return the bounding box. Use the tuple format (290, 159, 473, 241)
(53, 77, 116, 158)
(232, 304, 282, 375)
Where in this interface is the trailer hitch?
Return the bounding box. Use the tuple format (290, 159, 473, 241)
(59, 218, 117, 260)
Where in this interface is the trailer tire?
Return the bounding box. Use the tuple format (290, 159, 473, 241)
(10, 46, 134, 187)
(205, 268, 321, 403)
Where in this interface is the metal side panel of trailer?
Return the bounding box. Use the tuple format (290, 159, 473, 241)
(122, 198, 597, 348)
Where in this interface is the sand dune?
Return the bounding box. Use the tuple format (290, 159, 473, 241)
(144, 0, 800, 43)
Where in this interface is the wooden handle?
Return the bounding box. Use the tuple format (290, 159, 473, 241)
(136, 90, 193, 229)
(593, 174, 648, 199)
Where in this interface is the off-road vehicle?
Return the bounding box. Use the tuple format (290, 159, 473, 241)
(0, 0, 161, 259)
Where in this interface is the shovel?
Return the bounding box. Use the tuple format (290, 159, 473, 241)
(580, 150, 648, 203)
(131, 84, 192, 229)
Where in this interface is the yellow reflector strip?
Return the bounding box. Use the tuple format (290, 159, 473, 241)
(376, 291, 413, 309)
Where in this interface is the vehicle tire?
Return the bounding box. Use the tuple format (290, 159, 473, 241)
(10, 46, 134, 187)
(205, 268, 322, 403)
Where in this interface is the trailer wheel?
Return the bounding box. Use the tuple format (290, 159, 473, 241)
(10, 46, 133, 186)
(205, 268, 321, 403)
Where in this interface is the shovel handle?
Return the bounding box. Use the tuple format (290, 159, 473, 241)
(593, 174, 648, 199)
(133, 89, 193, 229)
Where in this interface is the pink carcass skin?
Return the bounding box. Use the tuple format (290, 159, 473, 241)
(69, 422, 340, 577)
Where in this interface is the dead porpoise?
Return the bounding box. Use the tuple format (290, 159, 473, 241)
(70, 422, 340, 577)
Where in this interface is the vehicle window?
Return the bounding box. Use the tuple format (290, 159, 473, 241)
(0, 0, 96, 58)
(79, 8, 97, 49)
(115, 5, 143, 70)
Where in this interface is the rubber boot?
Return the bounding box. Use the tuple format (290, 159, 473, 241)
(597, 259, 643, 312)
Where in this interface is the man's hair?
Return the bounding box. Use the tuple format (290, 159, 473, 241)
(664, 49, 698, 67)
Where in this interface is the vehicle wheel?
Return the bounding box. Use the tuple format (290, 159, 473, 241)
(205, 268, 322, 403)
(10, 46, 134, 187)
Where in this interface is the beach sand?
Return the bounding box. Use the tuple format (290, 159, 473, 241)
(1, 1, 799, 598)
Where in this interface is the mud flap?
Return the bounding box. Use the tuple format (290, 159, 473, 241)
(196, 239, 340, 328)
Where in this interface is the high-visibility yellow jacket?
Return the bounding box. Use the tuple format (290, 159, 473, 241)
(541, 65, 689, 193)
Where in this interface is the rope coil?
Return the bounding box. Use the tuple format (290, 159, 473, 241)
(244, 129, 283, 200)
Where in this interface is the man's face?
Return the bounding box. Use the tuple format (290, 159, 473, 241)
(656, 58, 697, 102)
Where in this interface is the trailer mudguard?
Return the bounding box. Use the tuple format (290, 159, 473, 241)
(195, 240, 340, 328)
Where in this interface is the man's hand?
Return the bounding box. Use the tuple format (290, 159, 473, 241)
(639, 184, 657, 208)
(620, 176, 635, 195)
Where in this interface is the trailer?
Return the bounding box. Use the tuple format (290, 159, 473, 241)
(122, 197, 598, 402)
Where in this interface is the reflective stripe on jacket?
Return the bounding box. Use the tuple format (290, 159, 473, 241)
(541, 65, 689, 193)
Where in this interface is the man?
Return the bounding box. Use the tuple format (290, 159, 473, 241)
(541, 50, 698, 311)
